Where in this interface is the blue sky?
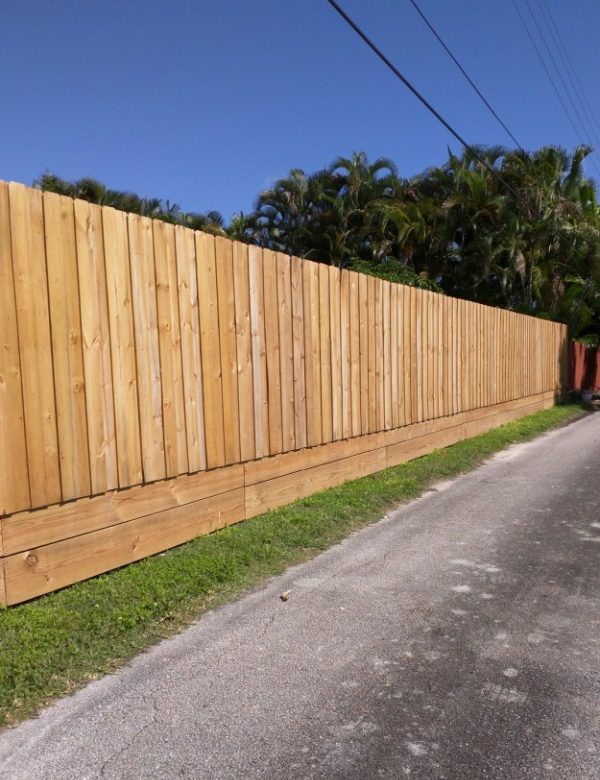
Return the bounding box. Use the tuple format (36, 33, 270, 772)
(2, 1, 600, 220)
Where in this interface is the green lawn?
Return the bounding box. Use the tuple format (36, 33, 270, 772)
(0, 404, 583, 728)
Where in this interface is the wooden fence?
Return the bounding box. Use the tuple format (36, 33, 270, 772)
(0, 180, 568, 605)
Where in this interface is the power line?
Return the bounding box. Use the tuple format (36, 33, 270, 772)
(510, 0, 600, 179)
(537, 0, 600, 149)
(407, 0, 522, 150)
(524, 0, 593, 144)
(323, 0, 535, 214)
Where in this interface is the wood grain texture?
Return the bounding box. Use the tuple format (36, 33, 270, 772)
(128, 214, 165, 482)
(196, 232, 226, 468)
(74, 200, 118, 495)
(375, 278, 384, 431)
(215, 237, 241, 464)
(277, 253, 295, 451)
(153, 220, 188, 478)
(349, 271, 361, 437)
(3, 487, 245, 604)
(340, 270, 351, 439)
(233, 241, 255, 462)
(102, 207, 143, 488)
(9, 183, 62, 507)
(291, 257, 307, 449)
(319, 263, 333, 443)
(263, 249, 283, 454)
(248, 246, 269, 458)
(175, 225, 207, 473)
(383, 281, 392, 430)
(44, 192, 91, 500)
(329, 265, 342, 440)
(0, 182, 29, 514)
(3, 463, 243, 555)
(367, 275, 377, 432)
(359, 272, 369, 434)
(303, 260, 322, 447)
(246, 448, 387, 518)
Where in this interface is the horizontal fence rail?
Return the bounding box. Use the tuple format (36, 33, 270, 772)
(0, 180, 568, 604)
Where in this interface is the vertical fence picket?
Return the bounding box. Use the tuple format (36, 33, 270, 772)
(233, 241, 255, 463)
(319, 263, 333, 443)
(197, 233, 226, 468)
(277, 253, 295, 451)
(102, 206, 142, 488)
(128, 214, 165, 483)
(291, 256, 307, 450)
(248, 246, 269, 459)
(153, 220, 188, 478)
(175, 226, 207, 473)
(302, 260, 321, 448)
(0, 182, 30, 513)
(216, 237, 241, 465)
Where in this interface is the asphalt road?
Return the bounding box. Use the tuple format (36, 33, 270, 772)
(1, 413, 599, 779)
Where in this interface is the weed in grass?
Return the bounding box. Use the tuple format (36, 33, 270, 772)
(0, 404, 583, 728)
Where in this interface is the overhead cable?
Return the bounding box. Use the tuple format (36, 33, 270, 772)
(324, 0, 535, 214)
(407, 0, 522, 150)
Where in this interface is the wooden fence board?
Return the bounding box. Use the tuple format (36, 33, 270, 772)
(397, 284, 406, 428)
(276, 253, 295, 451)
(349, 271, 361, 437)
(390, 284, 399, 429)
(9, 183, 62, 507)
(0, 182, 29, 514)
(403, 285, 413, 426)
(196, 232, 226, 468)
(153, 220, 188, 478)
(102, 207, 143, 488)
(359, 272, 369, 434)
(319, 263, 333, 443)
(3, 463, 243, 555)
(128, 214, 165, 482)
(263, 249, 283, 454)
(291, 257, 307, 449)
(302, 260, 321, 448)
(329, 265, 342, 440)
(74, 200, 118, 495)
(383, 281, 392, 430)
(246, 448, 387, 518)
(44, 192, 91, 501)
(375, 278, 384, 430)
(216, 237, 241, 464)
(340, 270, 351, 439)
(4, 487, 245, 604)
(233, 241, 255, 462)
(175, 225, 206, 473)
(248, 246, 270, 458)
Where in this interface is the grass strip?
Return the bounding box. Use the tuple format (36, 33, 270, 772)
(0, 403, 583, 728)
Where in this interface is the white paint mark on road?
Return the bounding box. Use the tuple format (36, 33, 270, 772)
(561, 727, 580, 739)
(452, 585, 472, 594)
(406, 742, 427, 756)
(503, 668, 519, 678)
(450, 559, 502, 575)
(527, 632, 545, 645)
